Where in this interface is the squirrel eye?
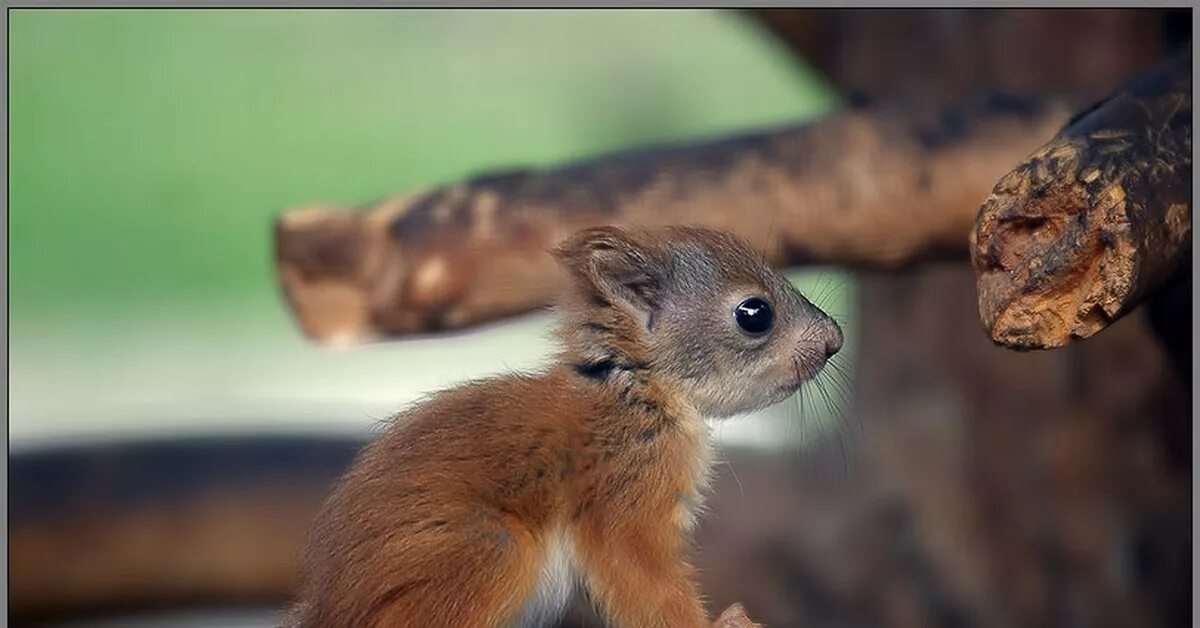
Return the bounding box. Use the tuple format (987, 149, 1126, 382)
(734, 297, 774, 336)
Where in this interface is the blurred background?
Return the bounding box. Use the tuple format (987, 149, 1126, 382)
(8, 8, 1191, 628)
(11, 10, 851, 627)
(10, 9, 848, 450)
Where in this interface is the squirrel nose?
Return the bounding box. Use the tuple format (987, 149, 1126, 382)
(823, 322, 844, 359)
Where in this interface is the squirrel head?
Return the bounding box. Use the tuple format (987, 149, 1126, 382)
(553, 225, 842, 418)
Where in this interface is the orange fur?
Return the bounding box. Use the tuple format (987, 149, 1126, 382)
(287, 226, 841, 628)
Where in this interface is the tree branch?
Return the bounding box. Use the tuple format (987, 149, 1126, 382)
(970, 50, 1191, 349)
(275, 95, 1072, 344)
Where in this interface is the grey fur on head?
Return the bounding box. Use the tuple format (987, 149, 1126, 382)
(554, 225, 842, 418)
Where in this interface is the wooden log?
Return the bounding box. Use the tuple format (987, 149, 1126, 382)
(275, 95, 1072, 344)
(8, 436, 363, 624)
(7, 436, 766, 626)
(970, 50, 1191, 349)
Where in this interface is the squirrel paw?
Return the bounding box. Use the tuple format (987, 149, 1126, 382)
(713, 603, 763, 628)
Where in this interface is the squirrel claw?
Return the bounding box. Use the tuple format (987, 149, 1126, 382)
(713, 603, 763, 628)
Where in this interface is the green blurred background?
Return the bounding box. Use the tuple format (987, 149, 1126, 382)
(9, 9, 851, 448)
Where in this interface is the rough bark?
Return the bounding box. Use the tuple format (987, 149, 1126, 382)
(971, 50, 1191, 349)
(276, 96, 1071, 344)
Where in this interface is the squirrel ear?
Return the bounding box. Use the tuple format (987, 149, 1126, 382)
(553, 226, 662, 328)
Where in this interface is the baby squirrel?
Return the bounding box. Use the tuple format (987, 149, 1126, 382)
(286, 225, 843, 628)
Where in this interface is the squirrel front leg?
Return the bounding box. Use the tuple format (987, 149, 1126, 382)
(574, 521, 711, 628)
(574, 525, 765, 628)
